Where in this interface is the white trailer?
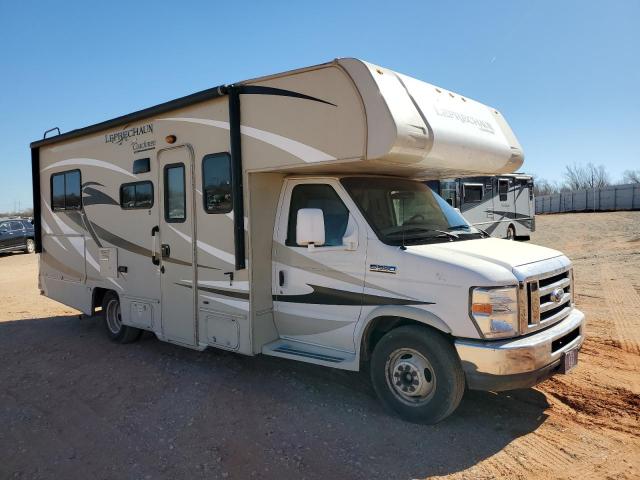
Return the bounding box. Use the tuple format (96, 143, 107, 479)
(31, 59, 584, 423)
(431, 174, 535, 239)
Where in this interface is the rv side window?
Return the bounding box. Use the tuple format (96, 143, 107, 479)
(120, 181, 154, 209)
(202, 153, 232, 214)
(498, 179, 509, 201)
(463, 184, 483, 203)
(51, 170, 82, 211)
(164, 164, 186, 222)
(286, 184, 349, 247)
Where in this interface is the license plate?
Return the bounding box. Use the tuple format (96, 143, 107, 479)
(560, 347, 579, 374)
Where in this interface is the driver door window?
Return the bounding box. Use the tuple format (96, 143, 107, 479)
(286, 184, 349, 247)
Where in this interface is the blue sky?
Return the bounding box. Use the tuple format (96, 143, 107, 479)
(1, 0, 638, 211)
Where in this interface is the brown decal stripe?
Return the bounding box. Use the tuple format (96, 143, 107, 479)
(175, 282, 249, 300)
(90, 222, 219, 270)
(274, 284, 433, 306)
(239, 85, 337, 107)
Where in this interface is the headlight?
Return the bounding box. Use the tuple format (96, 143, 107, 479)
(470, 286, 519, 339)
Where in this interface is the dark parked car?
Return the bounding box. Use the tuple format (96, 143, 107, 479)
(0, 218, 35, 254)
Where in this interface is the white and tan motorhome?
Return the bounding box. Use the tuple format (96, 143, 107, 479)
(31, 59, 584, 423)
(432, 173, 536, 239)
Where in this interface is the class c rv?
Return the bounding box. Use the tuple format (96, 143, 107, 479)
(428, 173, 535, 240)
(30, 59, 584, 423)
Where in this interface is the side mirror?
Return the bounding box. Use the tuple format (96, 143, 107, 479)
(296, 208, 325, 247)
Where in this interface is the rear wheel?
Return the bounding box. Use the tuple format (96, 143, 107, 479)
(370, 325, 465, 424)
(102, 291, 142, 343)
(25, 239, 35, 253)
(506, 225, 516, 240)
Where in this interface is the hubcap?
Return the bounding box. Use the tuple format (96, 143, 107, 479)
(105, 299, 122, 335)
(27, 240, 35, 253)
(386, 348, 436, 405)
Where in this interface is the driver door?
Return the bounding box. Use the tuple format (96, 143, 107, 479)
(272, 179, 366, 353)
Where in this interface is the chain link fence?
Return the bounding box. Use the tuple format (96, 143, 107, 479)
(535, 183, 640, 214)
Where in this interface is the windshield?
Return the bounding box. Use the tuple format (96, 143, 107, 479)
(341, 177, 483, 246)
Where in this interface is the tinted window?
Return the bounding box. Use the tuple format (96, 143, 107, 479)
(51, 170, 82, 211)
(0, 222, 9, 232)
(121, 185, 136, 208)
(136, 182, 153, 208)
(286, 184, 349, 247)
(463, 184, 483, 203)
(21, 220, 33, 229)
(498, 179, 509, 202)
(120, 181, 154, 209)
(202, 153, 232, 214)
(164, 164, 185, 222)
(9, 221, 23, 231)
(52, 174, 66, 210)
(66, 170, 81, 209)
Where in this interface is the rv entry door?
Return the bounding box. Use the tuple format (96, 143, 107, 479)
(158, 145, 198, 347)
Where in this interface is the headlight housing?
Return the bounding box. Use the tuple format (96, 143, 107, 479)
(470, 286, 519, 339)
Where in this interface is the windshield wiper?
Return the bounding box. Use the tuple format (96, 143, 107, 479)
(448, 224, 490, 238)
(387, 227, 459, 241)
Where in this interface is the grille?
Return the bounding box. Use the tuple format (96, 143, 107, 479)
(520, 267, 573, 333)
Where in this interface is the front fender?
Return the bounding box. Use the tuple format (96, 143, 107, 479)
(355, 305, 452, 350)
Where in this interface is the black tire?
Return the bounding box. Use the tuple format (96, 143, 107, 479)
(25, 239, 35, 254)
(102, 291, 142, 343)
(506, 225, 516, 240)
(370, 325, 465, 424)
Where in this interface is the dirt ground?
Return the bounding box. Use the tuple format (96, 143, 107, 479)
(0, 211, 638, 480)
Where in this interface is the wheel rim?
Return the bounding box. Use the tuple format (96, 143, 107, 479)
(27, 240, 35, 253)
(385, 348, 437, 405)
(105, 299, 122, 335)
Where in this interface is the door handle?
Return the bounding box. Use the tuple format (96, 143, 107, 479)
(161, 244, 171, 258)
(279, 270, 285, 287)
(151, 226, 159, 265)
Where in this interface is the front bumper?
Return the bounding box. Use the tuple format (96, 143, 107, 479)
(455, 308, 585, 391)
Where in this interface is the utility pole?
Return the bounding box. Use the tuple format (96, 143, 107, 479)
(592, 170, 596, 212)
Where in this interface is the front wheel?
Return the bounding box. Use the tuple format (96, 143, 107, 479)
(370, 325, 465, 424)
(102, 291, 142, 343)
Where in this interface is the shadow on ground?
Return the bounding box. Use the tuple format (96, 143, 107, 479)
(0, 315, 549, 479)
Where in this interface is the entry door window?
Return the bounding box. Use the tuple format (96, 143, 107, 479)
(164, 164, 186, 222)
(286, 184, 349, 247)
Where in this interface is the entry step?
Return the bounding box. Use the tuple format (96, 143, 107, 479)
(262, 339, 357, 370)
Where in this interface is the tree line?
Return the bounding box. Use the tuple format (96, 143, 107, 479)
(0, 207, 34, 218)
(534, 164, 640, 196)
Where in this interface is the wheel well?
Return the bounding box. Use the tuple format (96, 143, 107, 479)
(91, 287, 111, 315)
(360, 316, 451, 365)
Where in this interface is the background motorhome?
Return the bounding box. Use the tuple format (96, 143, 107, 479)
(427, 174, 535, 240)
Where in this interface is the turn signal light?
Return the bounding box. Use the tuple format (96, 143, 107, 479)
(472, 303, 493, 315)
